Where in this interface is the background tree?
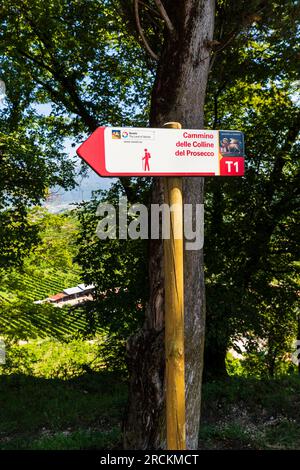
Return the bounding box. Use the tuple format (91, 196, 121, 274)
(0, 0, 152, 265)
(204, 2, 300, 377)
(75, 180, 150, 371)
(0, 82, 76, 267)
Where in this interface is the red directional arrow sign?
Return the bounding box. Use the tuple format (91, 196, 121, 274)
(77, 127, 245, 177)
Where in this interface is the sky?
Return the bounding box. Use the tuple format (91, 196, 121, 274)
(30, 103, 114, 212)
(1, 96, 113, 211)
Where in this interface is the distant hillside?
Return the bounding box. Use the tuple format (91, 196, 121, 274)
(0, 209, 82, 304)
(45, 170, 115, 213)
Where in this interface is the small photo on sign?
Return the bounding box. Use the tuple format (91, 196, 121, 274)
(112, 130, 121, 139)
(219, 131, 244, 157)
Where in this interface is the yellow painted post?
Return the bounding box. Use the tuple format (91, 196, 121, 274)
(163, 121, 186, 450)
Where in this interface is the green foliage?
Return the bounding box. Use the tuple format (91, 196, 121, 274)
(0, 119, 76, 268)
(1, 357, 300, 450)
(203, 1, 300, 376)
(238, 350, 297, 379)
(0, 0, 154, 267)
(0, 0, 299, 382)
(0, 0, 153, 133)
(1, 337, 104, 379)
(27, 207, 81, 272)
(0, 207, 39, 268)
(225, 352, 244, 376)
(226, 351, 297, 379)
(75, 181, 150, 369)
(0, 208, 81, 300)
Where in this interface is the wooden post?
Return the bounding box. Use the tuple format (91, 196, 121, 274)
(163, 121, 186, 450)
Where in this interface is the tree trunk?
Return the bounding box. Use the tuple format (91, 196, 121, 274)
(124, 0, 215, 450)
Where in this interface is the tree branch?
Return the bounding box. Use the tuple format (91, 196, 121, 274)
(17, 47, 99, 131)
(16, 48, 54, 75)
(209, 31, 238, 72)
(134, 0, 159, 61)
(138, 0, 161, 18)
(153, 0, 175, 35)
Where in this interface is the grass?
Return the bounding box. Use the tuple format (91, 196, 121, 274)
(0, 370, 126, 450)
(199, 423, 260, 449)
(1, 338, 300, 450)
(199, 375, 300, 450)
(199, 418, 300, 450)
(263, 420, 300, 449)
(0, 428, 121, 450)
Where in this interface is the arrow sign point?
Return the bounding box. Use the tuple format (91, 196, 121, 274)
(76, 127, 107, 176)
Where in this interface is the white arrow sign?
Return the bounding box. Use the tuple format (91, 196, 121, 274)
(77, 127, 245, 177)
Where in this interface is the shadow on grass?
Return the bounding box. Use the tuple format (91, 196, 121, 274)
(0, 370, 127, 450)
(2, 372, 300, 450)
(199, 375, 300, 450)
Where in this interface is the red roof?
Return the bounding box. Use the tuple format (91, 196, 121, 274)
(49, 292, 67, 302)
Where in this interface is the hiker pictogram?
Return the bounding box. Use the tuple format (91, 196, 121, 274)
(142, 148, 151, 171)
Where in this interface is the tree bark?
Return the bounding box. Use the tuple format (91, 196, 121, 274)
(124, 0, 215, 450)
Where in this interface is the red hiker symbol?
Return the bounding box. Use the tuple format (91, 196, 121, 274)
(142, 148, 151, 171)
